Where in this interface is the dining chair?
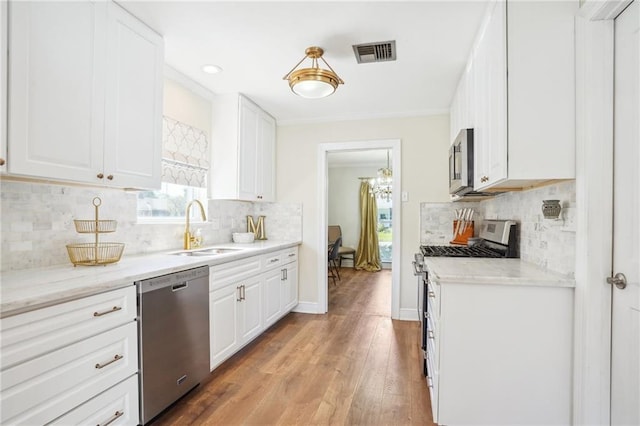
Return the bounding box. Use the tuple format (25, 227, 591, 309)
(328, 236, 342, 285)
(328, 225, 356, 268)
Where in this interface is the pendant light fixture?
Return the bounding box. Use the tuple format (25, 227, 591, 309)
(283, 46, 344, 99)
(371, 150, 393, 202)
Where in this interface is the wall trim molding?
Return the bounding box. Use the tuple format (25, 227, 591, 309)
(292, 301, 321, 314)
(398, 308, 419, 322)
(317, 139, 402, 319)
(573, 1, 621, 423)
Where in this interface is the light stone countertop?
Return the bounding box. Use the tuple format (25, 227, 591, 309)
(0, 240, 301, 318)
(423, 257, 575, 287)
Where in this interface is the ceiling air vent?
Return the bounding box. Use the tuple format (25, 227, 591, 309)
(352, 40, 397, 64)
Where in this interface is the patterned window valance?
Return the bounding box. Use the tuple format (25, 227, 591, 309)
(161, 116, 209, 187)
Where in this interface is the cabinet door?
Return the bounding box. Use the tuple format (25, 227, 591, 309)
(282, 262, 298, 312)
(474, 1, 507, 190)
(257, 112, 276, 201)
(263, 269, 283, 328)
(239, 277, 262, 344)
(8, 1, 106, 183)
(104, 2, 163, 190)
(209, 283, 240, 370)
(238, 97, 259, 200)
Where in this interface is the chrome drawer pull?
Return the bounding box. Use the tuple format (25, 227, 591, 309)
(288, 253, 295, 257)
(270, 258, 279, 263)
(428, 291, 435, 298)
(93, 306, 122, 317)
(97, 410, 124, 426)
(95, 354, 123, 369)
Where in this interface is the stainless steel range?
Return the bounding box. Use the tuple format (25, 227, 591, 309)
(420, 219, 518, 259)
(413, 220, 518, 384)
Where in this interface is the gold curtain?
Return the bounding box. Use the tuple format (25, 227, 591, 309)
(355, 181, 381, 272)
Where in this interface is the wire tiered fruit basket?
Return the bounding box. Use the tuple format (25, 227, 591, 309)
(66, 197, 125, 266)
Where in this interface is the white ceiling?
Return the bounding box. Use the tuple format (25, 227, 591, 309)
(119, 1, 489, 125)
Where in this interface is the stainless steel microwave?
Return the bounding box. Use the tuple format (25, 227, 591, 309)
(449, 128, 474, 196)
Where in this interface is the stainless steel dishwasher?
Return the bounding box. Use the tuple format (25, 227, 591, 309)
(137, 265, 210, 424)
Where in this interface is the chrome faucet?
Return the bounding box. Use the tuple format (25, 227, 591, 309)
(184, 200, 207, 250)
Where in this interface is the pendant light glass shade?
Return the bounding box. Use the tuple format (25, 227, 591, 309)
(283, 47, 344, 99)
(370, 150, 393, 201)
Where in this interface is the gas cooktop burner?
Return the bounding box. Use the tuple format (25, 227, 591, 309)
(420, 245, 504, 258)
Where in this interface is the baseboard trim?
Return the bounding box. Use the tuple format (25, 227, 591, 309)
(292, 301, 323, 314)
(398, 308, 419, 321)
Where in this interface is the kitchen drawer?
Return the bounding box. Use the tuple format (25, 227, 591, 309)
(426, 314, 439, 372)
(427, 279, 441, 319)
(0, 285, 136, 370)
(261, 247, 297, 271)
(426, 348, 439, 423)
(261, 250, 285, 270)
(0, 321, 137, 425)
(209, 256, 262, 290)
(50, 374, 139, 426)
(280, 247, 298, 264)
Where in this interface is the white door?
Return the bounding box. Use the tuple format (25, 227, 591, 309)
(611, 1, 640, 424)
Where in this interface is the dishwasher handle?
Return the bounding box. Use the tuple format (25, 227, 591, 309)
(172, 282, 188, 292)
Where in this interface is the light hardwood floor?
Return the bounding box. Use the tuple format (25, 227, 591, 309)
(150, 267, 435, 426)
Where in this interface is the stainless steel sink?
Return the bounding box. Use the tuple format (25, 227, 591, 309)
(172, 248, 243, 256)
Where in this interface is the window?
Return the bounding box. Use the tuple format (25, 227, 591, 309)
(137, 183, 207, 221)
(377, 197, 392, 263)
(137, 116, 209, 222)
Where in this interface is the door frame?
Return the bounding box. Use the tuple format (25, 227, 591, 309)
(317, 139, 401, 318)
(574, 1, 632, 424)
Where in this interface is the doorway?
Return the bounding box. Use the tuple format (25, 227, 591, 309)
(317, 140, 401, 318)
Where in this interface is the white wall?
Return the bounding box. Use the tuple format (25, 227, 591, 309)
(277, 114, 450, 314)
(163, 72, 212, 138)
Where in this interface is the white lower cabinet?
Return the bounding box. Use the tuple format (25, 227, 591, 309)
(209, 247, 299, 371)
(238, 277, 263, 343)
(209, 282, 241, 370)
(281, 261, 298, 313)
(263, 269, 284, 328)
(426, 274, 574, 426)
(49, 369, 139, 426)
(0, 286, 138, 425)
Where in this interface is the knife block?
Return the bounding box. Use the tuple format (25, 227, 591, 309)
(450, 220, 474, 245)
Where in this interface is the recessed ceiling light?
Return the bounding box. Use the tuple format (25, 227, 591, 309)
(202, 64, 223, 74)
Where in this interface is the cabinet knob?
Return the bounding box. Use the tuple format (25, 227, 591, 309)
(0, 158, 5, 166)
(480, 175, 489, 183)
(107, 175, 114, 180)
(97, 173, 104, 179)
(257, 195, 263, 200)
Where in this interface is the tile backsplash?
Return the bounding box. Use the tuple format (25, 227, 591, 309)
(0, 180, 302, 271)
(420, 180, 576, 276)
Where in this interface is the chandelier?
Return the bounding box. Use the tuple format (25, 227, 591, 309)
(283, 46, 344, 99)
(370, 150, 393, 202)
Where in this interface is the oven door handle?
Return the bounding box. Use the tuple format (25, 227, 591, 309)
(412, 261, 423, 276)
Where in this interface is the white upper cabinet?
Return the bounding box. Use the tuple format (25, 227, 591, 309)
(7, 1, 163, 189)
(451, 0, 577, 192)
(210, 93, 276, 202)
(103, 2, 163, 189)
(449, 60, 475, 142)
